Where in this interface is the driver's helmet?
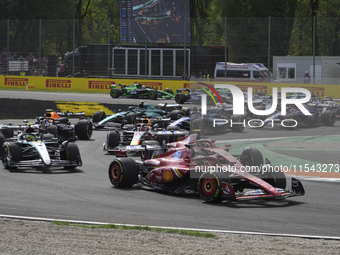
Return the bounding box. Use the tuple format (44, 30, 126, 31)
(26, 134, 36, 142)
(25, 126, 35, 133)
(141, 125, 150, 131)
(136, 83, 142, 89)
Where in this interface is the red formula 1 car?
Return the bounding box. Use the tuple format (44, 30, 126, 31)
(108, 134, 305, 202)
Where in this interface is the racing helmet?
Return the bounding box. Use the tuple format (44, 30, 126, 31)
(25, 125, 35, 133)
(26, 134, 36, 142)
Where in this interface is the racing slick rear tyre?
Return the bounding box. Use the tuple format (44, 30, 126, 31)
(46, 125, 58, 137)
(258, 169, 286, 189)
(2, 142, 22, 169)
(140, 140, 160, 160)
(61, 143, 81, 169)
(230, 115, 245, 132)
(0, 129, 14, 138)
(198, 172, 231, 203)
(0, 133, 5, 156)
(75, 119, 93, 140)
(284, 113, 299, 129)
(169, 110, 184, 120)
(107, 131, 120, 149)
(110, 88, 121, 98)
(125, 112, 138, 124)
(148, 89, 158, 100)
(92, 110, 106, 123)
(321, 110, 336, 126)
(108, 158, 139, 187)
(240, 147, 263, 167)
(191, 118, 205, 136)
(175, 93, 188, 104)
(164, 88, 174, 95)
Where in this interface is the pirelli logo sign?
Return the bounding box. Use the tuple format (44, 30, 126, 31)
(46, 79, 71, 89)
(4, 78, 29, 86)
(88, 80, 114, 90)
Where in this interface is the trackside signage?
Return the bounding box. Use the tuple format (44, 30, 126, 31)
(4, 77, 28, 87)
(46, 79, 71, 89)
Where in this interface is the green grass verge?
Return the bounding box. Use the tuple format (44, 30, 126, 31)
(52, 221, 218, 239)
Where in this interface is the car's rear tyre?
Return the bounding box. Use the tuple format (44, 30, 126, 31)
(258, 169, 286, 189)
(110, 88, 121, 98)
(284, 113, 299, 129)
(107, 131, 120, 149)
(2, 142, 22, 169)
(169, 110, 183, 120)
(92, 110, 106, 123)
(175, 93, 188, 104)
(198, 172, 231, 203)
(240, 147, 263, 167)
(230, 115, 245, 132)
(46, 125, 58, 137)
(191, 118, 205, 136)
(148, 89, 158, 100)
(108, 158, 139, 187)
(0, 133, 6, 157)
(164, 88, 173, 95)
(125, 112, 138, 124)
(0, 129, 14, 138)
(75, 119, 93, 140)
(61, 143, 81, 169)
(321, 110, 336, 126)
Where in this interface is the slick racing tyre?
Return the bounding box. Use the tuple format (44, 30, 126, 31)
(148, 89, 158, 100)
(92, 110, 106, 123)
(75, 119, 93, 140)
(230, 115, 245, 132)
(198, 172, 231, 203)
(191, 118, 205, 136)
(46, 125, 58, 137)
(175, 93, 188, 104)
(108, 158, 139, 187)
(125, 112, 138, 124)
(258, 168, 287, 189)
(106, 131, 120, 149)
(2, 142, 22, 169)
(321, 110, 336, 126)
(284, 113, 299, 129)
(169, 110, 184, 120)
(164, 88, 174, 95)
(0, 129, 14, 138)
(61, 143, 81, 169)
(240, 147, 263, 167)
(0, 133, 5, 156)
(110, 88, 121, 98)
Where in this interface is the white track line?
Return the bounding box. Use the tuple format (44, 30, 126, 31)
(1, 214, 339, 240)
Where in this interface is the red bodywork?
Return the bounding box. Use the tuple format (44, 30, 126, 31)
(141, 134, 304, 201)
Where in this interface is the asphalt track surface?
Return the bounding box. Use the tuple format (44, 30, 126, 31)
(1, 90, 340, 238)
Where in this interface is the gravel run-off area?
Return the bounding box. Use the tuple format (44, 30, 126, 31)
(0, 218, 339, 255)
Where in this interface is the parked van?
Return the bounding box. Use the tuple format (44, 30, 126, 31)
(214, 62, 278, 82)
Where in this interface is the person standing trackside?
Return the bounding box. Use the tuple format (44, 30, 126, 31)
(303, 71, 311, 84)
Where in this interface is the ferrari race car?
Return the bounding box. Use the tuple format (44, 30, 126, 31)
(1, 132, 82, 170)
(110, 83, 175, 100)
(108, 134, 305, 202)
